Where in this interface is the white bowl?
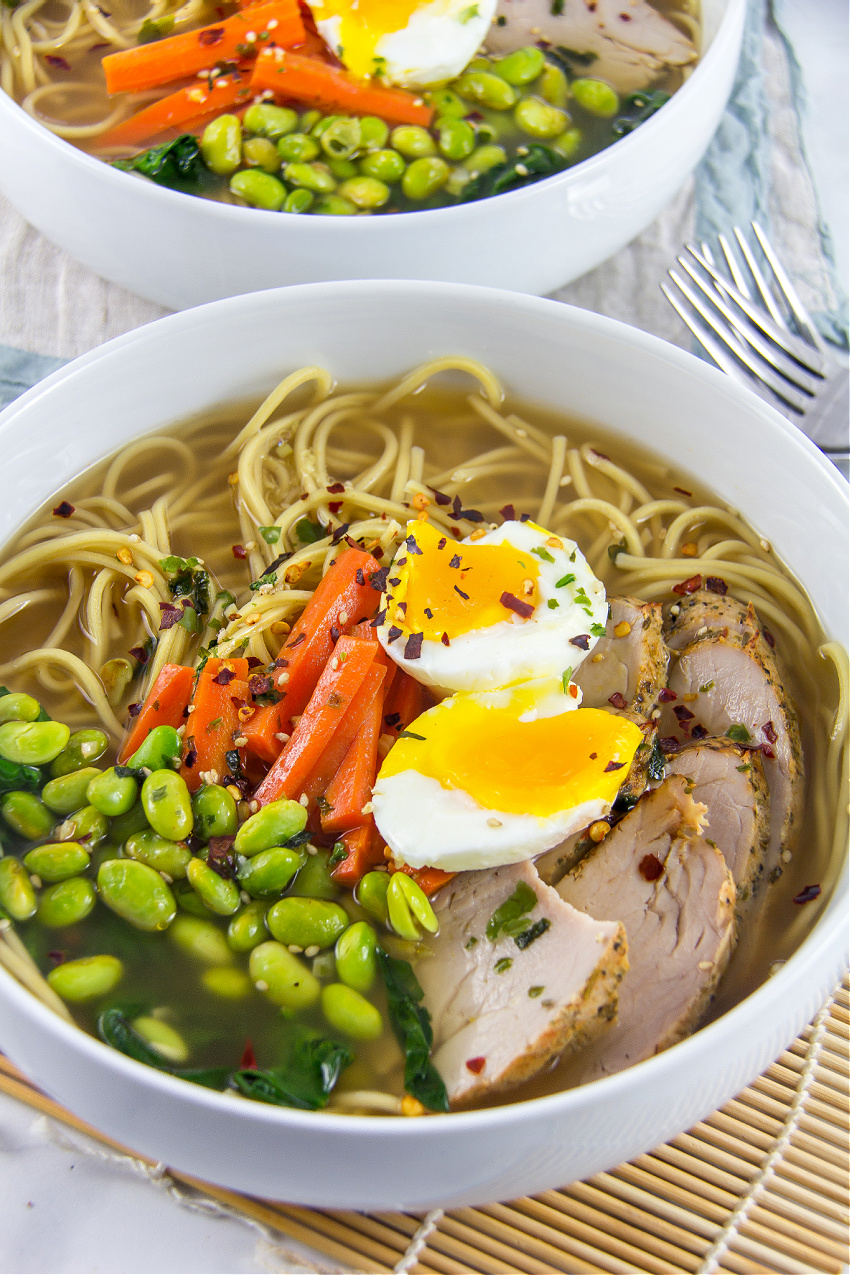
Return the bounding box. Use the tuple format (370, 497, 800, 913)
(0, 0, 745, 309)
(0, 282, 845, 1211)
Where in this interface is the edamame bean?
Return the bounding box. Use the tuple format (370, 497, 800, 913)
(299, 109, 322, 132)
(283, 161, 336, 194)
(201, 113, 242, 175)
(87, 767, 138, 818)
(243, 102, 297, 139)
(142, 770, 192, 841)
(266, 897, 348, 949)
(277, 132, 320, 162)
(436, 116, 475, 160)
(50, 729, 108, 777)
(237, 847, 301, 897)
(41, 767, 101, 815)
(0, 857, 36, 921)
(174, 881, 215, 918)
(359, 148, 405, 183)
(0, 720, 69, 766)
(1, 791, 54, 840)
(132, 1015, 188, 1063)
(287, 848, 338, 899)
(108, 800, 150, 846)
(320, 116, 361, 160)
(58, 804, 108, 847)
(0, 693, 41, 724)
(100, 658, 133, 706)
(186, 857, 240, 916)
(514, 96, 569, 139)
(386, 872, 438, 941)
(23, 841, 89, 882)
(401, 156, 450, 201)
(355, 870, 390, 924)
(466, 143, 507, 174)
(390, 125, 435, 159)
(230, 169, 287, 211)
(37, 876, 96, 927)
(494, 45, 545, 85)
(335, 921, 377, 992)
(98, 859, 176, 931)
(202, 966, 250, 998)
(192, 784, 237, 842)
(249, 940, 320, 1010)
(127, 724, 182, 773)
(454, 71, 517, 110)
(125, 829, 191, 879)
(321, 982, 382, 1040)
(234, 799, 307, 857)
(358, 115, 389, 149)
(553, 127, 582, 158)
(313, 195, 357, 215)
(169, 913, 232, 964)
(47, 955, 123, 1002)
(328, 158, 359, 180)
(338, 176, 390, 209)
(284, 188, 314, 213)
(570, 77, 619, 117)
(427, 87, 466, 118)
(539, 61, 568, 107)
(227, 900, 269, 951)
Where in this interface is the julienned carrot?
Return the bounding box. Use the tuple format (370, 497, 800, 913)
(382, 670, 429, 737)
(181, 656, 249, 792)
(401, 865, 456, 897)
(103, 1, 304, 95)
(321, 678, 383, 835)
(275, 547, 384, 728)
(250, 47, 433, 126)
(331, 822, 384, 887)
(240, 700, 287, 764)
(98, 73, 251, 149)
(253, 636, 377, 806)
(118, 663, 194, 762)
(298, 664, 386, 811)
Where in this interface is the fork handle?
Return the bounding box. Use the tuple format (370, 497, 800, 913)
(801, 366, 849, 452)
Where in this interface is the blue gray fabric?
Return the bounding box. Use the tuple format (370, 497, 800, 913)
(0, 345, 66, 412)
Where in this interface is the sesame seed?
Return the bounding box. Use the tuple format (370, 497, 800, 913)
(249, 800, 260, 813)
(698, 961, 713, 971)
(288, 944, 304, 954)
(255, 980, 268, 991)
(299, 793, 309, 807)
(304, 945, 320, 958)
(487, 817, 502, 828)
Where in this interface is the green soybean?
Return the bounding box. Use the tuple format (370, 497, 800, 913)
(390, 125, 435, 158)
(0, 857, 37, 921)
(287, 848, 338, 899)
(358, 115, 389, 150)
(132, 1015, 189, 1063)
(355, 870, 390, 924)
(334, 921, 377, 992)
(41, 767, 101, 815)
(338, 176, 390, 209)
(436, 116, 475, 160)
(0, 720, 70, 766)
(0, 693, 41, 724)
(249, 940, 320, 1010)
(141, 770, 192, 841)
(494, 45, 545, 85)
(86, 767, 138, 818)
(320, 116, 361, 159)
(328, 158, 359, 180)
(186, 857, 240, 916)
(321, 982, 382, 1040)
(310, 113, 339, 137)
(125, 829, 191, 879)
(37, 876, 96, 927)
(201, 113, 242, 175)
(237, 846, 301, 897)
(127, 724, 182, 773)
(227, 900, 269, 952)
(47, 955, 123, 1002)
(553, 127, 582, 158)
(514, 96, 569, 139)
(467, 143, 508, 173)
(313, 195, 357, 215)
(454, 71, 517, 110)
(284, 188, 314, 213)
(427, 87, 466, 118)
(100, 658, 133, 707)
(401, 156, 450, 201)
(234, 799, 307, 857)
(299, 109, 322, 132)
(23, 841, 89, 882)
(230, 169, 287, 211)
(202, 966, 251, 998)
(359, 148, 405, 183)
(243, 102, 297, 139)
(50, 729, 109, 777)
(174, 881, 215, 918)
(386, 872, 438, 941)
(1, 791, 54, 840)
(169, 913, 232, 964)
(107, 800, 150, 846)
(192, 784, 237, 841)
(570, 77, 619, 117)
(98, 859, 176, 931)
(283, 161, 336, 193)
(266, 897, 347, 950)
(276, 132, 320, 163)
(58, 804, 108, 847)
(539, 61, 568, 108)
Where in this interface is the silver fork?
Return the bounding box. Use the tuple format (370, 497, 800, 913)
(661, 221, 849, 476)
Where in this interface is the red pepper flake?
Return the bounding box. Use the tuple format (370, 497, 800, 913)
(454, 585, 470, 601)
(246, 656, 263, 669)
(450, 527, 462, 539)
(369, 609, 386, 629)
(232, 544, 247, 559)
(240, 1039, 257, 1070)
(405, 534, 423, 555)
(384, 711, 402, 728)
(763, 627, 776, 648)
(639, 853, 664, 881)
(659, 736, 680, 753)
(673, 705, 694, 722)
(331, 523, 350, 544)
(52, 500, 75, 517)
(327, 482, 345, 494)
(286, 632, 306, 649)
(198, 26, 224, 44)
(328, 501, 343, 515)
(129, 645, 150, 665)
(370, 566, 389, 592)
(499, 503, 516, 522)
(249, 674, 272, 697)
(207, 836, 236, 877)
(45, 54, 71, 69)
(436, 539, 446, 552)
(658, 688, 677, 703)
(159, 601, 182, 630)
(465, 1056, 486, 1074)
(761, 744, 776, 759)
(459, 507, 484, 523)
(604, 760, 625, 772)
(431, 488, 452, 506)
(47, 950, 65, 965)
(762, 721, 777, 744)
(691, 723, 709, 739)
(230, 696, 247, 710)
(673, 574, 702, 596)
(451, 495, 463, 519)
(792, 884, 821, 905)
(127, 701, 142, 718)
(355, 567, 365, 586)
(330, 624, 340, 643)
(387, 625, 403, 643)
(673, 486, 692, 497)
(184, 747, 197, 769)
(705, 576, 728, 595)
(608, 692, 628, 709)
(569, 634, 591, 650)
(371, 546, 384, 560)
(441, 632, 450, 647)
(404, 633, 423, 660)
(501, 591, 534, 619)
(589, 752, 597, 760)
(449, 554, 462, 569)
(213, 667, 236, 686)
(273, 658, 289, 669)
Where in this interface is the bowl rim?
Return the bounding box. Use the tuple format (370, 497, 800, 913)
(0, 277, 846, 1137)
(0, 0, 746, 230)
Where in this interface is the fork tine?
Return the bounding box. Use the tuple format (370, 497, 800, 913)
(751, 221, 830, 353)
(733, 227, 788, 327)
(661, 282, 757, 379)
(677, 256, 822, 393)
(717, 232, 752, 297)
(701, 240, 717, 268)
(684, 244, 826, 376)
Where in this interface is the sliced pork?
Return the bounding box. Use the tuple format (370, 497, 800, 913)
(574, 596, 668, 717)
(417, 860, 627, 1107)
(557, 777, 735, 1082)
(485, 0, 697, 95)
(663, 588, 762, 651)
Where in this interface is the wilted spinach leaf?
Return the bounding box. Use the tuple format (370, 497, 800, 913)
(114, 135, 215, 194)
(378, 949, 448, 1112)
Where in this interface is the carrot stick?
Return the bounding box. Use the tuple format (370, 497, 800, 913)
(97, 73, 252, 149)
(330, 822, 384, 887)
(400, 865, 456, 897)
(240, 700, 287, 765)
(253, 636, 376, 806)
(181, 657, 249, 792)
(118, 663, 194, 763)
(321, 680, 383, 835)
(298, 664, 386, 811)
(382, 670, 429, 738)
(250, 47, 433, 126)
(103, 1, 304, 95)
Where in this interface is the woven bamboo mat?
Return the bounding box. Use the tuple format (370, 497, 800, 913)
(1, 977, 847, 1275)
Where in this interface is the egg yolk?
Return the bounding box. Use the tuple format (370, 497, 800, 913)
(308, 0, 426, 80)
(387, 522, 541, 640)
(379, 701, 644, 817)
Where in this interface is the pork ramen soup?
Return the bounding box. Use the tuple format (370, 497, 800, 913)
(0, 0, 699, 216)
(0, 358, 846, 1116)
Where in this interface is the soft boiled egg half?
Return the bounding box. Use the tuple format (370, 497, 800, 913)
(377, 519, 609, 696)
(372, 681, 644, 871)
(305, 0, 498, 88)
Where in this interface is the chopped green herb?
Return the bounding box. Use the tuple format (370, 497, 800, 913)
(735, 764, 751, 773)
(608, 538, 627, 562)
(494, 957, 513, 974)
(699, 681, 715, 692)
(647, 738, 666, 782)
(531, 547, 555, 563)
(515, 918, 551, 949)
(556, 573, 576, 588)
(726, 724, 751, 743)
(528, 985, 545, 998)
(294, 517, 324, 544)
(569, 549, 577, 562)
(138, 15, 174, 42)
(258, 526, 281, 544)
(459, 3, 479, 20)
(328, 841, 347, 868)
(561, 667, 573, 694)
(249, 572, 277, 592)
(547, 599, 560, 609)
(550, 0, 564, 12)
(590, 623, 607, 637)
(398, 730, 426, 741)
(464, 936, 478, 950)
(206, 717, 222, 732)
(486, 881, 536, 941)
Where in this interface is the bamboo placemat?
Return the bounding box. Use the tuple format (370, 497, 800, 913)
(1, 977, 847, 1275)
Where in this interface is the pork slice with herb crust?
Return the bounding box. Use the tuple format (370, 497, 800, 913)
(417, 860, 627, 1107)
(557, 776, 736, 1083)
(573, 597, 668, 717)
(663, 588, 760, 651)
